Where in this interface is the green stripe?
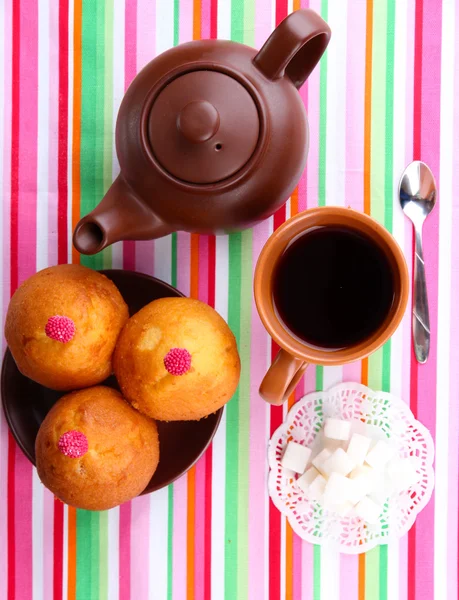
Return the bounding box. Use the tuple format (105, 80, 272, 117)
(167, 485, 174, 600)
(379, 545, 389, 600)
(313, 544, 321, 600)
(225, 232, 242, 599)
(237, 230, 252, 600)
(102, 0, 114, 271)
(230, 0, 244, 43)
(167, 9, 180, 600)
(365, 546, 380, 599)
(225, 7, 246, 598)
(173, 0, 179, 46)
(76, 510, 100, 600)
(99, 511, 108, 600)
(381, 0, 396, 397)
(80, 0, 103, 271)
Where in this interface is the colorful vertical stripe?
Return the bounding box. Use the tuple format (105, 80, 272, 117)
(0, 1, 457, 599)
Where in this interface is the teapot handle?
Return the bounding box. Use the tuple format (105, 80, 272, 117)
(253, 9, 331, 89)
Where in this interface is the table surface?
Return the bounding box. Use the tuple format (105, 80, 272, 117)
(0, 1, 457, 599)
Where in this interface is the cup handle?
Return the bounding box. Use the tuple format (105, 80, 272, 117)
(259, 349, 309, 405)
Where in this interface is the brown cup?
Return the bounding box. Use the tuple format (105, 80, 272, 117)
(254, 207, 409, 405)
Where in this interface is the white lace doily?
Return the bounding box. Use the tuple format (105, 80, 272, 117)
(268, 382, 435, 554)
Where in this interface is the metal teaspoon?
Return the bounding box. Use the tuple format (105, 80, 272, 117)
(399, 161, 437, 364)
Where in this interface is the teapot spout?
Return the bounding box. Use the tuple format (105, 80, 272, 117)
(73, 175, 171, 255)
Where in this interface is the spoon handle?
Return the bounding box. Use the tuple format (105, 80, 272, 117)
(413, 225, 430, 363)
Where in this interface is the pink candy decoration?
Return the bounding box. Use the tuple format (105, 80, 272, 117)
(164, 347, 192, 375)
(45, 315, 76, 343)
(58, 430, 88, 458)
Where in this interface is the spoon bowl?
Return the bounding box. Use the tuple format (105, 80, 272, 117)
(399, 161, 436, 226)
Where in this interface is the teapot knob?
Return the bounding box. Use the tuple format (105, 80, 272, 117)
(177, 100, 220, 143)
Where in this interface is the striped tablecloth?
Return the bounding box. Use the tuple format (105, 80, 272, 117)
(0, 0, 457, 599)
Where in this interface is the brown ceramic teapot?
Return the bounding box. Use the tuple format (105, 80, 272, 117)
(73, 9, 331, 255)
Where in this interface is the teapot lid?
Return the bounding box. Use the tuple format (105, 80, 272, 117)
(147, 70, 260, 184)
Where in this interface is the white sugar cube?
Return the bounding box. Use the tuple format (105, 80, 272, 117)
(365, 440, 395, 470)
(354, 496, 382, 524)
(323, 472, 351, 508)
(281, 442, 312, 474)
(347, 476, 371, 505)
(334, 501, 354, 517)
(387, 458, 421, 493)
(297, 466, 321, 493)
(349, 465, 377, 483)
(308, 475, 327, 501)
(312, 448, 333, 475)
(322, 448, 356, 477)
(347, 433, 372, 466)
(324, 418, 352, 441)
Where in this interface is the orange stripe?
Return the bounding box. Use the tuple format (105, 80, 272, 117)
(358, 553, 366, 600)
(360, 0, 373, 591)
(71, 0, 82, 265)
(193, 0, 201, 40)
(361, 358, 368, 387)
(187, 466, 196, 600)
(363, 0, 373, 217)
(285, 522, 293, 600)
(67, 507, 76, 600)
(290, 186, 299, 218)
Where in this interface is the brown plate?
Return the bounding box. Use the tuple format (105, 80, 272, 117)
(1, 269, 223, 494)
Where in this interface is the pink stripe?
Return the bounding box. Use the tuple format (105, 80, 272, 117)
(292, 534, 302, 600)
(13, 3, 37, 595)
(123, 0, 137, 271)
(125, 0, 137, 87)
(130, 496, 151, 600)
(172, 476, 187, 600)
(399, 6, 416, 595)
(14, 451, 32, 600)
(198, 236, 209, 302)
(342, 361, 362, 385)
(300, 541, 313, 600)
(0, 416, 8, 600)
(413, 1, 441, 598)
(119, 503, 131, 600)
(303, 0, 320, 210)
(47, 2, 59, 267)
(194, 454, 206, 600)
(17, 0, 38, 285)
(340, 555, 359, 600)
(179, 0, 193, 43)
(177, 232, 191, 295)
(43, 490, 54, 598)
(344, 0, 366, 213)
(136, 0, 155, 67)
(447, 26, 459, 592)
(134, 0, 155, 277)
(399, 536, 408, 600)
(136, 243, 155, 276)
(248, 220, 271, 600)
(0, 1, 12, 597)
(200, 0, 211, 39)
(194, 234, 209, 600)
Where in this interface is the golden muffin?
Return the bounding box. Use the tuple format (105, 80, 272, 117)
(113, 297, 240, 421)
(35, 386, 159, 511)
(5, 264, 128, 390)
